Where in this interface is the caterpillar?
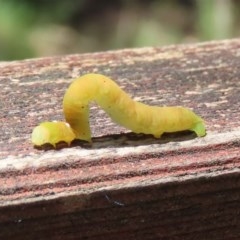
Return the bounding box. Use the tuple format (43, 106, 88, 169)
(31, 73, 206, 147)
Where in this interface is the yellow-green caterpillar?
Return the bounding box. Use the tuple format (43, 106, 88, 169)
(31, 73, 206, 147)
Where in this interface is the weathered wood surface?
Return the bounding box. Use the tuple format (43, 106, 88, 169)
(0, 39, 240, 240)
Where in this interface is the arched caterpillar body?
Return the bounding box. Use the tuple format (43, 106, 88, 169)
(31, 73, 206, 147)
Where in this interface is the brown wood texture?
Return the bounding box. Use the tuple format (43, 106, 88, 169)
(0, 39, 240, 240)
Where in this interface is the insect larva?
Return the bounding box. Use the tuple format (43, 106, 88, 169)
(31, 73, 206, 147)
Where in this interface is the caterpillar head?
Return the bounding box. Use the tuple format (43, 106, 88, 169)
(31, 121, 75, 148)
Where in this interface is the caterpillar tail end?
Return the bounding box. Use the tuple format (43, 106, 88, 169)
(191, 121, 206, 137)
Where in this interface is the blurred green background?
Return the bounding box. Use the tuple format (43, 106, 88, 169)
(0, 0, 239, 60)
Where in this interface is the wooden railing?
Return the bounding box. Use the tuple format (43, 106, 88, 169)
(0, 39, 240, 240)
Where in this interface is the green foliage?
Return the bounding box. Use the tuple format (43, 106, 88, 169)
(196, 0, 233, 40)
(0, 0, 237, 60)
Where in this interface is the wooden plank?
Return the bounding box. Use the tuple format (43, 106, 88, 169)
(0, 39, 240, 240)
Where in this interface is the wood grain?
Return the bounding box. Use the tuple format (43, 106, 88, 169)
(0, 39, 240, 240)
